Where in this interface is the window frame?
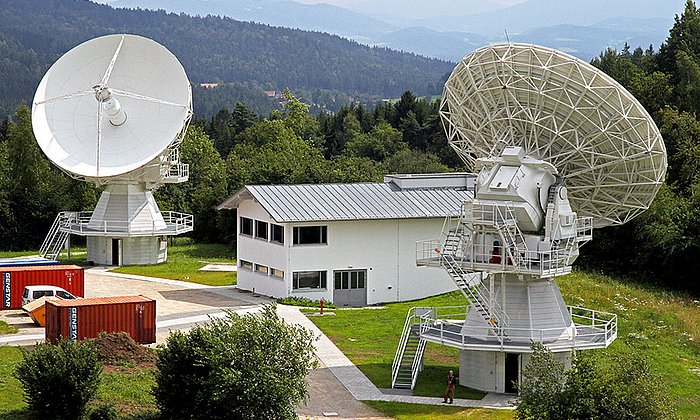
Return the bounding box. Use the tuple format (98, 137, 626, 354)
(255, 263, 269, 275)
(239, 260, 253, 270)
(292, 270, 328, 290)
(255, 220, 269, 240)
(271, 224, 285, 244)
(333, 270, 366, 290)
(292, 226, 328, 245)
(240, 217, 253, 236)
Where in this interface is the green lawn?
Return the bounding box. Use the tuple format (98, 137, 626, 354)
(0, 346, 158, 418)
(0, 347, 25, 419)
(365, 401, 513, 420)
(95, 366, 157, 414)
(110, 239, 237, 286)
(0, 321, 18, 335)
(307, 270, 700, 419)
(0, 241, 237, 287)
(305, 292, 486, 401)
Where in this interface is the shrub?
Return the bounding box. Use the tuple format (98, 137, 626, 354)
(276, 296, 337, 309)
(88, 403, 118, 420)
(154, 304, 317, 420)
(516, 344, 677, 420)
(14, 339, 102, 419)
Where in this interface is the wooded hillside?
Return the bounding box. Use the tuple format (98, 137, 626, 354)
(0, 0, 453, 117)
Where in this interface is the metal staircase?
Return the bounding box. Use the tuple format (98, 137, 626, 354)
(437, 230, 510, 342)
(391, 308, 433, 389)
(40, 212, 71, 260)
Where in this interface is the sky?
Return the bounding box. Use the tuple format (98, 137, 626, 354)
(291, 0, 527, 4)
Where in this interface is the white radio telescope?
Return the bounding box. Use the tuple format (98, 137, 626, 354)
(33, 34, 194, 265)
(392, 43, 667, 393)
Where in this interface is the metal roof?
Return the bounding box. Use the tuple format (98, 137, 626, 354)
(217, 181, 473, 223)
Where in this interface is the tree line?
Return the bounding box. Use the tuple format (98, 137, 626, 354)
(580, 0, 700, 294)
(1, 2, 700, 296)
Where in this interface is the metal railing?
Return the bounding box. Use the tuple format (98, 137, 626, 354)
(40, 212, 73, 259)
(60, 211, 194, 236)
(410, 304, 617, 351)
(417, 206, 590, 278)
(391, 307, 433, 389)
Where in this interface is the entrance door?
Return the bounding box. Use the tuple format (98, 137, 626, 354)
(505, 353, 519, 393)
(111, 239, 122, 266)
(333, 270, 367, 307)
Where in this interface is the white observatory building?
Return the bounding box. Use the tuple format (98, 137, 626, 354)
(32, 35, 194, 265)
(391, 44, 667, 393)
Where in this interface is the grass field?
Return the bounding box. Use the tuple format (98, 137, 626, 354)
(111, 239, 236, 286)
(364, 401, 513, 420)
(304, 292, 486, 401)
(0, 346, 159, 418)
(308, 270, 700, 419)
(0, 321, 18, 335)
(0, 240, 237, 287)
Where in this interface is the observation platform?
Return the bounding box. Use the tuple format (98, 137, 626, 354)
(57, 211, 193, 237)
(416, 239, 575, 278)
(407, 305, 617, 353)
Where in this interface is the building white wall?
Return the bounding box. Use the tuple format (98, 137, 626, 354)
(87, 236, 166, 265)
(236, 200, 288, 298)
(235, 199, 458, 304)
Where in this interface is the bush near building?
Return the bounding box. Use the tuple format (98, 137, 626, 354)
(154, 304, 317, 420)
(516, 344, 677, 420)
(14, 340, 102, 419)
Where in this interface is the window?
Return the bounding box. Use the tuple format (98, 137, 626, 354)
(334, 270, 366, 290)
(239, 260, 253, 270)
(271, 224, 284, 244)
(293, 271, 327, 290)
(271, 268, 284, 278)
(293, 226, 327, 245)
(56, 291, 76, 299)
(240, 217, 253, 236)
(255, 220, 269, 240)
(255, 264, 269, 275)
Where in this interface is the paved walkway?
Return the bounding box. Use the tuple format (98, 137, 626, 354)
(277, 305, 517, 409)
(1, 268, 516, 411)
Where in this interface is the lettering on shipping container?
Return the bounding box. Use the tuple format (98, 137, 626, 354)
(69, 307, 78, 341)
(2, 273, 9, 308)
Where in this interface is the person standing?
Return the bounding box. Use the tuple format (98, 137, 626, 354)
(443, 370, 456, 404)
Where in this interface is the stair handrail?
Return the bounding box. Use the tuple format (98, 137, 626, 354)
(40, 213, 63, 256)
(40, 212, 72, 259)
(410, 309, 435, 389)
(437, 239, 510, 343)
(391, 307, 429, 388)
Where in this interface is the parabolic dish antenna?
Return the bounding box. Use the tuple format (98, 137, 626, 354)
(441, 43, 667, 228)
(32, 34, 192, 179)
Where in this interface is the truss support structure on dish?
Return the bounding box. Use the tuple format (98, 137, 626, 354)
(393, 43, 667, 394)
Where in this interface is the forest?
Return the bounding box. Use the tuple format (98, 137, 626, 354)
(0, 0, 453, 118)
(1, 2, 700, 296)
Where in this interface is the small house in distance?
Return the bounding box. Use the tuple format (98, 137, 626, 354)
(217, 173, 475, 306)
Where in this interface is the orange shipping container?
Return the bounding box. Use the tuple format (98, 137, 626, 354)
(45, 295, 156, 344)
(1, 265, 84, 310)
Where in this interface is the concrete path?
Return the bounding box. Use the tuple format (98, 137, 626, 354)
(1, 268, 516, 413)
(277, 305, 517, 409)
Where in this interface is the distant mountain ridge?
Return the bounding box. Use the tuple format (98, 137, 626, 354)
(0, 0, 453, 118)
(107, 0, 686, 62)
(112, 0, 395, 37)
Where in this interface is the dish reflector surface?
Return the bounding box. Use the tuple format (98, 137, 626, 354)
(32, 34, 191, 178)
(441, 43, 667, 227)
